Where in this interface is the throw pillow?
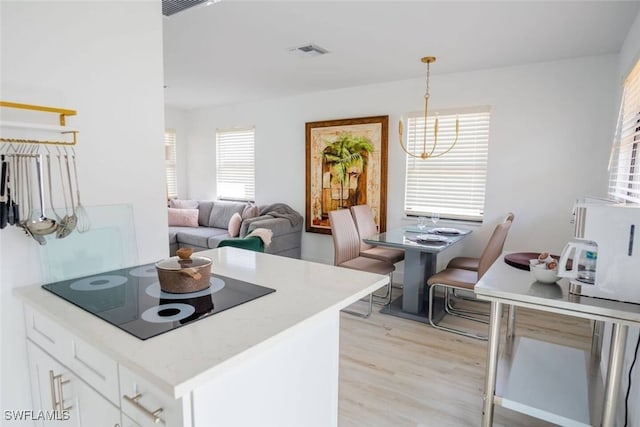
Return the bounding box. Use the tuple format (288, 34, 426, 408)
(169, 199, 199, 209)
(168, 208, 199, 227)
(242, 202, 259, 220)
(228, 212, 242, 237)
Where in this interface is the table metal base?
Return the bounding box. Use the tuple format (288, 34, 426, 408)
(380, 295, 446, 325)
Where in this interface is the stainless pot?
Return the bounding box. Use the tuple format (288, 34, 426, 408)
(155, 255, 212, 294)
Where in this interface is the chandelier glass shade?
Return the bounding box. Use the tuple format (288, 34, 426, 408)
(399, 56, 459, 159)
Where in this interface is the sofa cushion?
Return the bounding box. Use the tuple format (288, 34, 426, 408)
(169, 225, 203, 243)
(169, 199, 199, 209)
(208, 233, 233, 249)
(168, 208, 199, 227)
(209, 201, 246, 229)
(197, 201, 215, 226)
(176, 227, 229, 249)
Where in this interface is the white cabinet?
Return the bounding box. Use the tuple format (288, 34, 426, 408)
(27, 340, 78, 427)
(24, 306, 181, 427)
(27, 341, 121, 427)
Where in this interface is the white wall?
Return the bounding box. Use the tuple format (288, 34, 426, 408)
(180, 55, 617, 268)
(620, 9, 640, 83)
(0, 1, 166, 422)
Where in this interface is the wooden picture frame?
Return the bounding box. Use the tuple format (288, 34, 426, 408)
(305, 115, 388, 235)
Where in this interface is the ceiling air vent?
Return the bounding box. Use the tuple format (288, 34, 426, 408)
(163, 0, 208, 17)
(288, 44, 330, 58)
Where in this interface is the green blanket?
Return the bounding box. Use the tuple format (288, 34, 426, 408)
(217, 236, 265, 252)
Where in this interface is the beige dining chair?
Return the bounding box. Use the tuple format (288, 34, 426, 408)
(350, 205, 405, 264)
(446, 212, 515, 271)
(425, 216, 514, 340)
(444, 212, 515, 318)
(329, 209, 395, 317)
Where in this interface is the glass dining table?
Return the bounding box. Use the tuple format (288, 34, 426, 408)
(363, 226, 471, 323)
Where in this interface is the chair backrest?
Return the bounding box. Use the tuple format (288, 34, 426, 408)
(328, 209, 361, 266)
(478, 213, 515, 278)
(349, 204, 377, 252)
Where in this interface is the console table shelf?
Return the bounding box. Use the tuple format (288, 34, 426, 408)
(495, 337, 603, 426)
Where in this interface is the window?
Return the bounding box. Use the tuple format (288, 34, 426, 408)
(609, 58, 640, 204)
(404, 107, 491, 221)
(216, 127, 255, 201)
(164, 129, 177, 199)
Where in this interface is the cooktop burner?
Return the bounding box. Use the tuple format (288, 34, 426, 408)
(42, 263, 275, 340)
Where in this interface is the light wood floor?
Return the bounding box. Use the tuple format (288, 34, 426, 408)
(338, 291, 592, 427)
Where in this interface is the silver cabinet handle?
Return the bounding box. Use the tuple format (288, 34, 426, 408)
(123, 393, 163, 424)
(56, 375, 72, 411)
(48, 370, 58, 411)
(48, 370, 72, 412)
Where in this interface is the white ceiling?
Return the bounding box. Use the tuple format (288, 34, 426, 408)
(163, 1, 640, 110)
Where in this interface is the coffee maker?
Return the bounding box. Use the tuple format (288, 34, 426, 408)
(557, 198, 640, 305)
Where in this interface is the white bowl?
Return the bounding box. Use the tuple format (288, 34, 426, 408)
(529, 259, 545, 267)
(530, 263, 559, 284)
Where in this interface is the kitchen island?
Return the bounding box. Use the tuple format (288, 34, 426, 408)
(15, 247, 389, 427)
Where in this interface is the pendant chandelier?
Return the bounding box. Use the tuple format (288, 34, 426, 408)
(399, 56, 459, 159)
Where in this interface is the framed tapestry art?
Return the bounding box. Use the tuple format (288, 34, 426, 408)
(305, 115, 388, 235)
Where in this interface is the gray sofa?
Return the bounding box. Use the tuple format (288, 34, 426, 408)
(168, 201, 303, 258)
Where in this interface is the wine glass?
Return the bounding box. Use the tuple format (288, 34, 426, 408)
(431, 212, 440, 227)
(417, 216, 427, 231)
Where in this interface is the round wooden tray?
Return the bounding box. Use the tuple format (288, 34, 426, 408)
(503, 252, 561, 271)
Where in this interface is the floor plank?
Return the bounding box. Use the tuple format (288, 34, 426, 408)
(338, 293, 592, 427)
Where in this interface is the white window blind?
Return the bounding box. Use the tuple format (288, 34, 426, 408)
(216, 127, 255, 201)
(164, 129, 177, 199)
(404, 107, 491, 221)
(609, 59, 640, 204)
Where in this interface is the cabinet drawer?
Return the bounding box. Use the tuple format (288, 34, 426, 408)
(119, 366, 185, 427)
(24, 305, 72, 365)
(69, 336, 120, 406)
(24, 305, 120, 406)
(121, 413, 142, 427)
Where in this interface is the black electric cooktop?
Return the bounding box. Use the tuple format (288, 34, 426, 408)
(42, 263, 275, 340)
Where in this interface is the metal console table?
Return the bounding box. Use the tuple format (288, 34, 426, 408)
(475, 255, 640, 427)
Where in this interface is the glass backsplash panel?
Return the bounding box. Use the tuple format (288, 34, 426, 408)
(38, 204, 139, 283)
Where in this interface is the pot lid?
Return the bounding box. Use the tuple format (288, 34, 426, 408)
(156, 256, 212, 271)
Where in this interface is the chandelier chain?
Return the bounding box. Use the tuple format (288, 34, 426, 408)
(422, 60, 432, 157)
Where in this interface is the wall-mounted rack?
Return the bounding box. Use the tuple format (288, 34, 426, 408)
(0, 101, 79, 146)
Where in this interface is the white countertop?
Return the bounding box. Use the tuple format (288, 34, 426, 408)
(15, 247, 388, 398)
(475, 253, 640, 325)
